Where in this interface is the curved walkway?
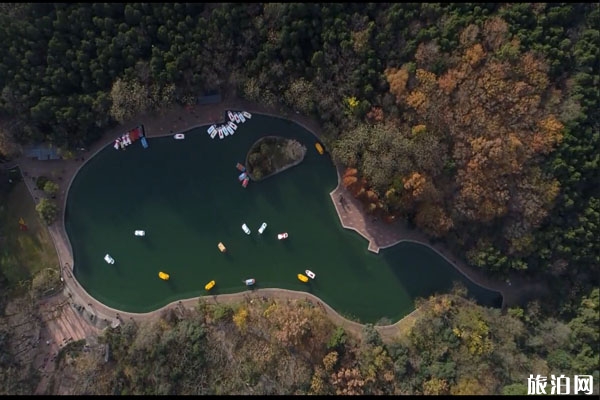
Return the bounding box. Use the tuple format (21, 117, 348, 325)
(5, 97, 549, 349)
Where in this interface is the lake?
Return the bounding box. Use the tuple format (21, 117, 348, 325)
(65, 113, 502, 323)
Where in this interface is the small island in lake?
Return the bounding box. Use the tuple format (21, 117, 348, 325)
(246, 136, 307, 181)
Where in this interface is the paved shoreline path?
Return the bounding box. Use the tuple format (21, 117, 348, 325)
(5, 98, 550, 359)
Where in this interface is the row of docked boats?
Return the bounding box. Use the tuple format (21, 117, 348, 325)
(114, 126, 146, 150)
(206, 111, 252, 139)
(236, 162, 250, 188)
(228, 110, 251, 126)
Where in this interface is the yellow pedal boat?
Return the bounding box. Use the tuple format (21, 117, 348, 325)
(205, 280, 216, 291)
(217, 242, 226, 253)
(158, 271, 170, 281)
(315, 142, 324, 155)
(297, 273, 309, 283)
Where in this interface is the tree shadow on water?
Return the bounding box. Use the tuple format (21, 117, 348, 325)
(381, 242, 503, 309)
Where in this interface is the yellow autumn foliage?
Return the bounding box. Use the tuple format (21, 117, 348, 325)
(411, 124, 427, 136)
(406, 90, 427, 111)
(233, 307, 249, 333)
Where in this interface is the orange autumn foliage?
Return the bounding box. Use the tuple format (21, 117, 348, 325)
(406, 90, 428, 112)
(415, 203, 454, 237)
(463, 43, 486, 67)
(346, 177, 369, 199)
(331, 367, 365, 395)
(366, 190, 379, 203)
(384, 66, 409, 103)
(535, 115, 564, 154)
(343, 167, 358, 178)
(403, 172, 427, 200)
(394, 18, 565, 228)
(438, 68, 465, 95)
(342, 175, 358, 189)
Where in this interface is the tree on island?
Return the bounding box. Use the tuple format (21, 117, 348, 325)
(246, 136, 306, 181)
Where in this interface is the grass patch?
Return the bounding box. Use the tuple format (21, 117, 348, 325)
(0, 177, 60, 294)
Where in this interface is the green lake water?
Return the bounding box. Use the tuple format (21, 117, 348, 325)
(65, 113, 502, 323)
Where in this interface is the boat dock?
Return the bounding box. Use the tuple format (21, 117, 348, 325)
(208, 111, 252, 140)
(113, 125, 147, 150)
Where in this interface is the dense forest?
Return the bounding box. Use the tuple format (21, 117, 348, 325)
(2, 290, 597, 395)
(0, 3, 598, 395)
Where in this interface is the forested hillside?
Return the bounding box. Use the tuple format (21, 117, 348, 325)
(0, 3, 597, 395)
(26, 290, 599, 395)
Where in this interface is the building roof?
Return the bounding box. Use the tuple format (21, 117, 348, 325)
(23, 144, 61, 160)
(196, 93, 222, 105)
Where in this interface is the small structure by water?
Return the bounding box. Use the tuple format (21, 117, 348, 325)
(24, 144, 61, 160)
(196, 92, 221, 105)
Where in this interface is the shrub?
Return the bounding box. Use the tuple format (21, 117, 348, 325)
(327, 326, 347, 350)
(35, 176, 49, 190)
(43, 181, 59, 196)
(212, 304, 234, 322)
(362, 323, 383, 346)
(35, 198, 58, 225)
